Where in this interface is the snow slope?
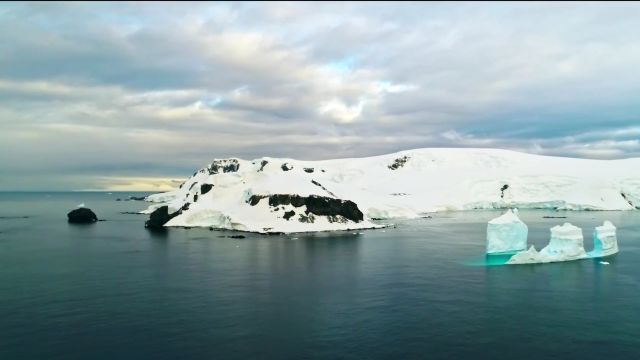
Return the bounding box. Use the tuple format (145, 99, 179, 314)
(144, 148, 640, 233)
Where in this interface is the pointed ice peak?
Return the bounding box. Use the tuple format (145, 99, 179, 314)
(507, 245, 539, 264)
(488, 208, 523, 225)
(486, 208, 528, 254)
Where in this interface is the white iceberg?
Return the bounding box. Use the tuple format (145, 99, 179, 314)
(588, 221, 619, 258)
(507, 245, 540, 264)
(508, 222, 588, 264)
(486, 209, 528, 254)
(540, 222, 588, 261)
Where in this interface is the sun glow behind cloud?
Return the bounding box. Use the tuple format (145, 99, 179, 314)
(86, 177, 184, 192)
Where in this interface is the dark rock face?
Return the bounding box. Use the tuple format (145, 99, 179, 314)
(327, 215, 348, 223)
(311, 180, 336, 197)
(145, 206, 180, 229)
(67, 208, 98, 224)
(248, 195, 263, 206)
(200, 184, 213, 195)
(258, 160, 268, 172)
(267, 194, 305, 207)
(298, 213, 315, 223)
(500, 184, 509, 199)
(304, 167, 314, 173)
(305, 196, 363, 222)
(281, 163, 293, 171)
(283, 210, 295, 220)
(620, 192, 638, 209)
(247, 194, 364, 223)
(207, 159, 240, 174)
(388, 156, 409, 170)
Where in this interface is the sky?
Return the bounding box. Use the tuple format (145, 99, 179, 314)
(1, 2, 640, 190)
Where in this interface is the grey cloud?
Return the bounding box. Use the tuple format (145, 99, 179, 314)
(1, 2, 640, 190)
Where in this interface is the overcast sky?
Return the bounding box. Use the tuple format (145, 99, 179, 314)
(1, 2, 639, 190)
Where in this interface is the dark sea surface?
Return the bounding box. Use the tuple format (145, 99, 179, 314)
(1, 192, 639, 360)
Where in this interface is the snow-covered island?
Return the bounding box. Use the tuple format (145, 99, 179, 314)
(143, 148, 640, 233)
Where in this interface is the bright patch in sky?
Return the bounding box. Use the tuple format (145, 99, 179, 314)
(328, 57, 357, 73)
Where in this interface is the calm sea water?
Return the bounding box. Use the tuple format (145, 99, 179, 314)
(1, 192, 639, 359)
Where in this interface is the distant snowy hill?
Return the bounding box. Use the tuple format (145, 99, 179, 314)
(143, 148, 640, 233)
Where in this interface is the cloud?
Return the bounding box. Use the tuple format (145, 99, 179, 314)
(88, 176, 184, 192)
(319, 99, 365, 124)
(1, 2, 640, 190)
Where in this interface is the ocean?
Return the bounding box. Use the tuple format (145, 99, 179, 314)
(1, 192, 639, 359)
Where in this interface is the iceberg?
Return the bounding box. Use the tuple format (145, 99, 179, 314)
(507, 245, 540, 264)
(508, 222, 588, 264)
(508, 221, 619, 264)
(486, 209, 528, 254)
(540, 222, 588, 261)
(588, 221, 619, 258)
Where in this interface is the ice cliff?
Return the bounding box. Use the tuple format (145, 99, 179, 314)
(588, 221, 619, 258)
(486, 209, 528, 254)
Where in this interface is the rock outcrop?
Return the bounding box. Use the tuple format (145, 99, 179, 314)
(145, 206, 180, 229)
(200, 184, 213, 195)
(207, 159, 240, 174)
(248, 194, 364, 223)
(67, 208, 98, 224)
